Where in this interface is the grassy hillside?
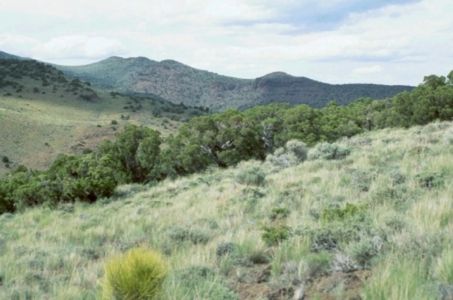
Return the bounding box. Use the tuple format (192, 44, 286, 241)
(0, 59, 206, 175)
(57, 56, 413, 111)
(0, 121, 451, 299)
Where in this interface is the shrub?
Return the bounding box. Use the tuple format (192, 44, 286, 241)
(167, 226, 210, 245)
(321, 203, 364, 223)
(1, 156, 9, 164)
(269, 207, 290, 221)
(347, 169, 374, 192)
(389, 169, 406, 185)
(309, 227, 340, 251)
(433, 249, 453, 284)
(346, 236, 383, 268)
(216, 242, 238, 258)
(416, 171, 445, 189)
(262, 225, 290, 246)
(303, 251, 331, 278)
(286, 139, 308, 161)
(443, 128, 453, 145)
(111, 120, 118, 125)
(306, 221, 375, 252)
(267, 139, 308, 168)
(102, 247, 168, 300)
(170, 266, 238, 299)
(308, 142, 350, 160)
(236, 166, 266, 186)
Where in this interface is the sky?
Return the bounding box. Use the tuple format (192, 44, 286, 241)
(0, 0, 452, 85)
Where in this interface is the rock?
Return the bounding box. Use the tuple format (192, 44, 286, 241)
(257, 265, 271, 283)
(440, 284, 453, 300)
(331, 252, 359, 273)
(268, 287, 294, 300)
(293, 284, 305, 300)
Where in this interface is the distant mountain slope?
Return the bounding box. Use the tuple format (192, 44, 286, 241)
(57, 56, 413, 111)
(0, 58, 206, 175)
(0, 58, 99, 101)
(0, 51, 25, 60)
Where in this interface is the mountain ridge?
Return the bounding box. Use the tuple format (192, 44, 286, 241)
(56, 55, 413, 110)
(0, 50, 414, 111)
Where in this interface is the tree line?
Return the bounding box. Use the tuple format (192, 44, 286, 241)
(1, 72, 452, 214)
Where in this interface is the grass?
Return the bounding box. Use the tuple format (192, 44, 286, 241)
(0, 121, 451, 299)
(0, 59, 206, 176)
(0, 91, 195, 176)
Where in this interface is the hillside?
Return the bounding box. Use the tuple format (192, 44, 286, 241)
(57, 56, 413, 111)
(0, 59, 206, 175)
(0, 121, 451, 299)
(0, 51, 25, 60)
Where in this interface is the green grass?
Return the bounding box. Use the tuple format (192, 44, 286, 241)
(0, 59, 206, 176)
(0, 91, 197, 176)
(0, 121, 451, 299)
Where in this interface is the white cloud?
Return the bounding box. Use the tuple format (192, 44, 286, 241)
(32, 35, 126, 63)
(0, 0, 452, 84)
(353, 65, 383, 75)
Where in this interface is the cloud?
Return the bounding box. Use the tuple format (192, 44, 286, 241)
(0, 0, 452, 84)
(32, 35, 126, 63)
(353, 65, 383, 75)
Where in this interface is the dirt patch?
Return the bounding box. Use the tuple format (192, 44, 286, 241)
(229, 265, 370, 300)
(229, 265, 273, 300)
(304, 270, 371, 300)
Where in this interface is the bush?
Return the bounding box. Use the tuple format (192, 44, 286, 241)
(1, 156, 9, 164)
(286, 140, 308, 161)
(102, 247, 168, 300)
(266, 139, 308, 168)
(321, 203, 364, 223)
(269, 207, 290, 221)
(171, 266, 238, 299)
(167, 226, 211, 245)
(303, 251, 331, 278)
(346, 169, 374, 192)
(433, 249, 453, 284)
(236, 166, 266, 186)
(307, 221, 374, 252)
(262, 225, 290, 246)
(216, 242, 238, 258)
(308, 142, 351, 160)
(346, 236, 383, 268)
(416, 171, 445, 189)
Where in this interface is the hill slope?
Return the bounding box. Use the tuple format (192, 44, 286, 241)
(57, 56, 413, 111)
(0, 59, 206, 175)
(0, 121, 451, 299)
(0, 51, 25, 60)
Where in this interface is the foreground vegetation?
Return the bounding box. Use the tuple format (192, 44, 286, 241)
(1, 71, 452, 213)
(0, 121, 451, 299)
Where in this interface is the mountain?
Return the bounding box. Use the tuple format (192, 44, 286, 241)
(57, 56, 414, 111)
(0, 58, 206, 175)
(0, 50, 25, 60)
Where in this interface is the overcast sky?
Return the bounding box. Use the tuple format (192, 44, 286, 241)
(0, 0, 452, 85)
